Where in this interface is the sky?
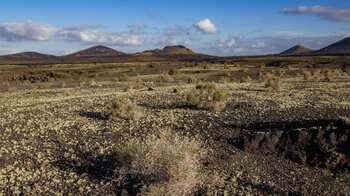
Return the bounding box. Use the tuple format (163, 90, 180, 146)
(0, 0, 350, 56)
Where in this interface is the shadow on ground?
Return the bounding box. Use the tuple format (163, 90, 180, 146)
(77, 111, 108, 120)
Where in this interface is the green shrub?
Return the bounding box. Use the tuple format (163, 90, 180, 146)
(116, 129, 206, 195)
(187, 83, 229, 112)
(107, 96, 143, 120)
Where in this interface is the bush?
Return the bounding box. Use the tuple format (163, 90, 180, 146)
(240, 76, 252, 83)
(168, 68, 179, 75)
(157, 73, 174, 83)
(219, 76, 230, 83)
(39, 82, 52, 89)
(265, 76, 281, 92)
(60, 81, 67, 88)
(323, 69, 334, 82)
(107, 96, 143, 120)
(116, 129, 206, 195)
(119, 74, 130, 82)
(7, 87, 17, 92)
(187, 83, 229, 112)
(302, 69, 312, 81)
(187, 76, 197, 84)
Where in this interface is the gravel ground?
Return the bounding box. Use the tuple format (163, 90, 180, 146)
(0, 76, 350, 195)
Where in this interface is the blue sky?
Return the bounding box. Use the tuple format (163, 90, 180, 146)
(0, 0, 350, 56)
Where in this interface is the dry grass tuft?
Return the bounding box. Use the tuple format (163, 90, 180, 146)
(265, 76, 281, 92)
(39, 82, 52, 89)
(187, 83, 229, 112)
(116, 129, 206, 196)
(107, 96, 143, 120)
(157, 73, 174, 83)
(119, 74, 131, 82)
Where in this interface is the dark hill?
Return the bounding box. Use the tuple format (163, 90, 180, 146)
(280, 45, 314, 55)
(1, 52, 56, 59)
(313, 37, 350, 55)
(140, 45, 195, 55)
(65, 45, 125, 57)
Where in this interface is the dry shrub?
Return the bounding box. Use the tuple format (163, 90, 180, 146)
(219, 76, 230, 83)
(143, 81, 154, 88)
(302, 69, 312, 81)
(168, 68, 179, 75)
(323, 69, 334, 82)
(259, 64, 266, 68)
(203, 64, 212, 69)
(240, 76, 252, 83)
(258, 72, 273, 83)
(128, 67, 136, 72)
(22, 80, 31, 86)
(107, 96, 143, 120)
(312, 69, 322, 82)
(187, 76, 197, 84)
(344, 68, 350, 75)
(60, 81, 67, 88)
(119, 74, 131, 82)
(79, 76, 88, 83)
(113, 77, 119, 83)
(7, 87, 17, 92)
(187, 83, 229, 112)
(123, 84, 133, 92)
(39, 82, 52, 89)
(116, 129, 206, 196)
(240, 68, 248, 73)
(157, 73, 174, 83)
(233, 63, 240, 68)
(265, 76, 281, 92)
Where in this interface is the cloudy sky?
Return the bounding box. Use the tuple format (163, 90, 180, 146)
(0, 0, 350, 56)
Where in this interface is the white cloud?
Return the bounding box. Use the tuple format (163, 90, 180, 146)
(144, 37, 178, 46)
(193, 19, 218, 34)
(281, 6, 350, 22)
(62, 24, 104, 31)
(164, 25, 190, 36)
(0, 21, 57, 41)
(276, 31, 305, 36)
(56, 30, 143, 46)
(128, 23, 148, 30)
(183, 38, 192, 46)
(63, 49, 78, 55)
(0, 46, 20, 55)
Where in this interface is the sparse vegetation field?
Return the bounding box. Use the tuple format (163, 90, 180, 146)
(0, 57, 350, 195)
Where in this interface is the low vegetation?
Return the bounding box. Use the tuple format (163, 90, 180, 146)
(187, 83, 229, 112)
(116, 129, 206, 195)
(107, 96, 143, 120)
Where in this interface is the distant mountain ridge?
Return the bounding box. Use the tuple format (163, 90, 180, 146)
(140, 45, 196, 55)
(280, 45, 314, 55)
(3, 52, 56, 59)
(313, 37, 350, 55)
(65, 45, 125, 57)
(1, 36, 350, 61)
